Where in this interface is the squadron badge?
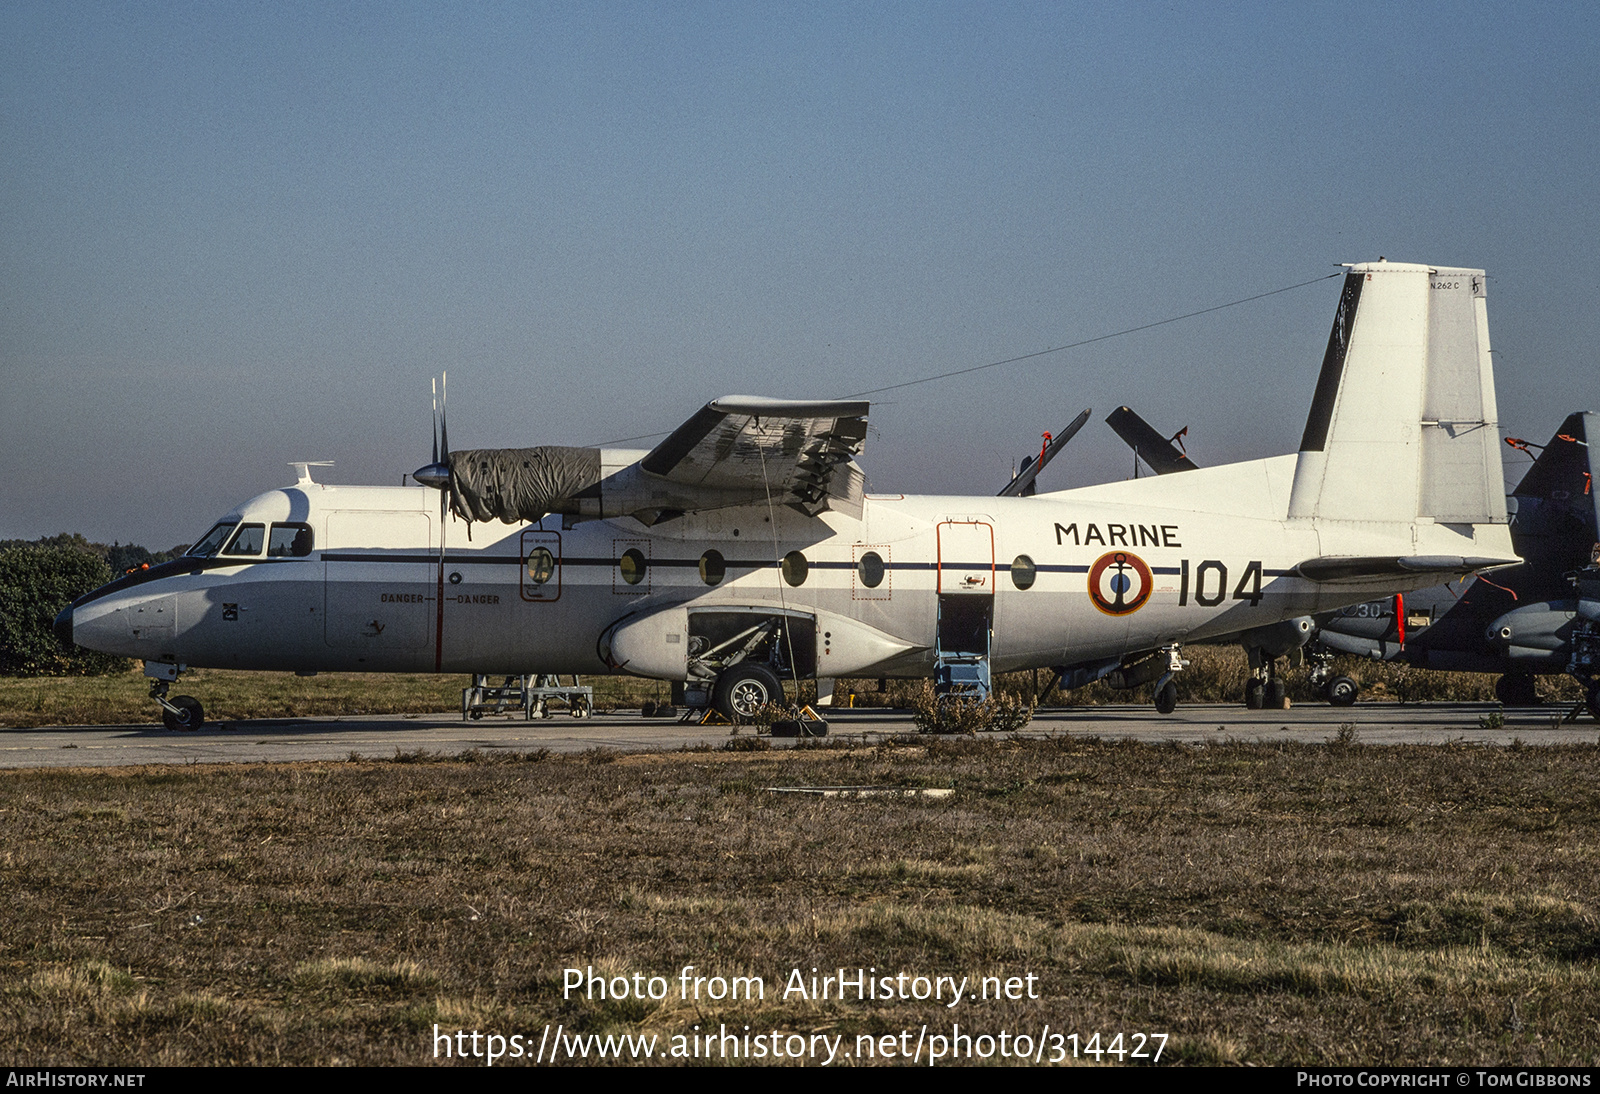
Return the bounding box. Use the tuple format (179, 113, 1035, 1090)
(1088, 550, 1153, 616)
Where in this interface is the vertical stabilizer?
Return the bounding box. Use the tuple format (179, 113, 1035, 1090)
(1287, 261, 1505, 525)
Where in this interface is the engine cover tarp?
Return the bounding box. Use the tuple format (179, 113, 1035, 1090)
(448, 446, 601, 524)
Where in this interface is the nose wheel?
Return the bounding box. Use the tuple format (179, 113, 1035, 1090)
(146, 664, 205, 731)
(160, 692, 205, 731)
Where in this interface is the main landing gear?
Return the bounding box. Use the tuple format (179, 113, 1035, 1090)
(146, 662, 204, 731)
(1304, 648, 1359, 707)
(1152, 645, 1187, 714)
(1494, 671, 1540, 708)
(1245, 653, 1290, 710)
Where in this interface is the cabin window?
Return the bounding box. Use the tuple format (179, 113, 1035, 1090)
(699, 549, 725, 586)
(619, 548, 647, 586)
(222, 523, 265, 557)
(858, 550, 885, 588)
(782, 550, 808, 587)
(1011, 555, 1036, 590)
(186, 522, 236, 558)
(268, 523, 315, 557)
(526, 547, 555, 584)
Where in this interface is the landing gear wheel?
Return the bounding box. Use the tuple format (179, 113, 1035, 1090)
(1244, 678, 1264, 710)
(1154, 679, 1178, 715)
(1495, 672, 1540, 708)
(1325, 675, 1359, 707)
(714, 664, 783, 724)
(1265, 679, 1288, 709)
(570, 698, 591, 719)
(162, 695, 204, 732)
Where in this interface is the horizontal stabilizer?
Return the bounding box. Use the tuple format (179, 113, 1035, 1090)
(1292, 554, 1518, 583)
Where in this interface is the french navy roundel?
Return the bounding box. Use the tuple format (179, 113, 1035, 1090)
(1087, 550, 1153, 616)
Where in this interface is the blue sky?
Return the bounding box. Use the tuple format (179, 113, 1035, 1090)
(4, 2, 1597, 547)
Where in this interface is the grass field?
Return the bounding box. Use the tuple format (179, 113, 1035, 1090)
(5, 737, 1600, 1066)
(0, 646, 1584, 728)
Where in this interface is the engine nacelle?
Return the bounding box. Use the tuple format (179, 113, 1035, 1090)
(1485, 599, 1597, 666)
(1236, 616, 1314, 659)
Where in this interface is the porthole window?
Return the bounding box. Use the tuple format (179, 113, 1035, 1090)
(1011, 554, 1037, 590)
(699, 549, 726, 586)
(781, 550, 808, 587)
(858, 550, 885, 588)
(619, 548, 647, 586)
(526, 547, 555, 585)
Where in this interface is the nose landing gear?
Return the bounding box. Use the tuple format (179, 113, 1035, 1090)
(145, 662, 205, 731)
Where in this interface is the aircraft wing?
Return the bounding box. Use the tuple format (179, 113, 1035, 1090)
(1291, 555, 1519, 583)
(640, 396, 870, 517)
(1105, 406, 1198, 475)
(998, 408, 1091, 497)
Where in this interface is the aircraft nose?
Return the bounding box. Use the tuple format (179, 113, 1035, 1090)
(52, 605, 74, 646)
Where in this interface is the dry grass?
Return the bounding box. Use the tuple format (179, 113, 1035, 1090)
(839, 646, 1588, 708)
(1, 647, 1586, 728)
(6, 739, 1600, 1065)
(0, 667, 679, 728)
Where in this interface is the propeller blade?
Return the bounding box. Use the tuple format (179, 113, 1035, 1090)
(414, 374, 453, 490)
(439, 371, 449, 463)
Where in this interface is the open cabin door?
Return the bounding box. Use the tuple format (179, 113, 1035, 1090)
(935, 520, 995, 698)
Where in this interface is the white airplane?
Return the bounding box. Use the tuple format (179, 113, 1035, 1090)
(57, 260, 1519, 730)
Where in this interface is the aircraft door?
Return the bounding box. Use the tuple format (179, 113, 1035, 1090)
(936, 520, 995, 697)
(323, 511, 433, 650)
(937, 520, 995, 596)
(520, 530, 561, 601)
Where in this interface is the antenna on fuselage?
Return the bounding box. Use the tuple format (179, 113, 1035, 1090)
(289, 461, 334, 486)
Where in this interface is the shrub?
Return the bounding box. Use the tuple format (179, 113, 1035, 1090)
(0, 546, 126, 676)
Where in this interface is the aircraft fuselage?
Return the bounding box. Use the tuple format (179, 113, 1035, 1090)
(66, 454, 1500, 683)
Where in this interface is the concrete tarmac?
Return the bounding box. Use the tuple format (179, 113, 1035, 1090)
(2, 701, 1597, 769)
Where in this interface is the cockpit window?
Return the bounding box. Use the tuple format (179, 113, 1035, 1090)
(268, 523, 315, 557)
(186, 522, 237, 558)
(222, 523, 266, 556)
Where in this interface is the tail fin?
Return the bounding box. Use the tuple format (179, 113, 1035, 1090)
(1511, 411, 1595, 506)
(1287, 261, 1506, 525)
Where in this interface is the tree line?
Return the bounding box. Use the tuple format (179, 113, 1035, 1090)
(0, 534, 188, 676)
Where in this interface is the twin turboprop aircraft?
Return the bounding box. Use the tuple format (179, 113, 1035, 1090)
(58, 260, 1519, 729)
